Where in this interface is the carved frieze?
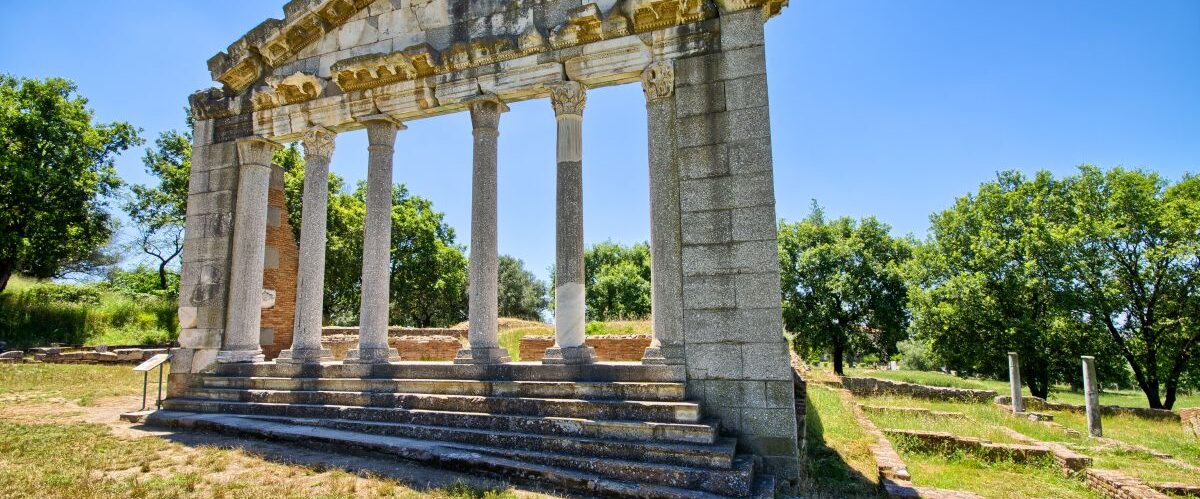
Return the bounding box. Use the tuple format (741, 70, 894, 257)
(624, 0, 711, 33)
(252, 72, 328, 111)
(640, 61, 674, 103)
(332, 52, 421, 92)
(714, 0, 789, 19)
(191, 88, 242, 121)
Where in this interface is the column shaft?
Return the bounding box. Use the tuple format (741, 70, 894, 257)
(347, 116, 403, 364)
(218, 138, 280, 363)
(279, 128, 336, 364)
(1008, 352, 1024, 413)
(640, 61, 686, 365)
(544, 82, 595, 365)
(457, 96, 511, 364)
(1082, 356, 1103, 437)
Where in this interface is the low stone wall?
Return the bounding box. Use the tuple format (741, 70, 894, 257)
(995, 395, 1179, 421)
(1154, 483, 1200, 497)
(860, 405, 967, 419)
(1179, 408, 1199, 436)
(840, 377, 996, 402)
(885, 429, 1051, 464)
(321, 335, 463, 361)
(21, 347, 172, 365)
(519, 335, 652, 362)
(322, 326, 468, 340)
(1085, 469, 1171, 499)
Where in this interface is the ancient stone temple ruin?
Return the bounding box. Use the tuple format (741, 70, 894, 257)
(163, 0, 797, 495)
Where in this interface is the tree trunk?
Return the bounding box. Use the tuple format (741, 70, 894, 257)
(832, 341, 846, 376)
(158, 260, 170, 290)
(0, 260, 12, 294)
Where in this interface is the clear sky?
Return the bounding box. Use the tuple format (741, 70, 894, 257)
(2, 1, 1197, 282)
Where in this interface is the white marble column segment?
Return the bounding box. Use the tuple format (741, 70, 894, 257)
(544, 82, 595, 365)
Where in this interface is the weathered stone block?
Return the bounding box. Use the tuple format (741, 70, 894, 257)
(742, 380, 768, 408)
(676, 112, 727, 148)
(741, 408, 796, 438)
(686, 342, 744, 379)
(706, 379, 745, 406)
(726, 106, 771, 142)
(728, 137, 773, 175)
(736, 272, 782, 308)
(206, 166, 239, 192)
(682, 243, 734, 276)
(679, 144, 729, 180)
(179, 328, 223, 349)
(680, 176, 733, 212)
(682, 274, 736, 309)
(742, 342, 791, 381)
(766, 380, 795, 409)
(675, 81, 725, 118)
(732, 240, 779, 273)
(178, 307, 198, 329)
(681, 210, 732, 245)
(731, 205, 777, 242)
(684, 309, 783, 344)
(719, 8, 767, 51)
(724, 75, 769, 111)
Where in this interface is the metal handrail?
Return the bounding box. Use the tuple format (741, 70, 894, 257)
(133, 353, 171, 411)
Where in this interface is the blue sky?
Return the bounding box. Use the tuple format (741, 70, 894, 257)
(2, 1, 1197, 282)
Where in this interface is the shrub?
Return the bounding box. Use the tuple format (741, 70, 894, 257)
(897, 338, 942, 372)
(0, 279, 179, 348)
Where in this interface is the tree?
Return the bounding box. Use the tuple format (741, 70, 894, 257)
(282, 151, 468, 328)
(582, 242, 652, 321)
(907, 171, 1119, 398)
(1059, 166, 1200, 409)
(779, 203, 912, 376)
(498, 255, 549, 321)
(123, 123, 191, 291)
(0, 75, 141, 292)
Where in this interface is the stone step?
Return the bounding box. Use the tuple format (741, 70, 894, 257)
(246, 415, 738, 469)
(183, 388, 701, 423)
(145, 411, 758, 497)
(201, 377, 687, 401)
(213, 361, 686, 383)
(160, 399, 718, 445)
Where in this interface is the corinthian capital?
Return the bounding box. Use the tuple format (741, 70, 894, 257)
(302, 127, 337, 162)
(641, 61, 675, 103)
(236, 137, 282, 167)
(548, 81, 587, 117)
(467, 94, 510, 132)
(359, 114, 407, 148)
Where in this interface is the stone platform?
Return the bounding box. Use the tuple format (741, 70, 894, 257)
(150, 361, 774, 498)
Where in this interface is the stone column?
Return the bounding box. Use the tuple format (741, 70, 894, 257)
(346, 115, 404, 364)
(217, 137, 280, 364)
(278, 127, 336, 364)
(1008, 352, 1024, 413)
(1082, 356, 1103, 437)
(544, 81, 595, 365)
(456, 95, 511, 365)
(640, 61, 686, 366)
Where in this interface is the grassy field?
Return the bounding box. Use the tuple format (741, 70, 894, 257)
(0, 363, 539, 498)
(797, 386, 880, 498)
(0, 276, 178, 349)
(856, 392, 1200, 487)
(899, 451, 1100, 499)
(843, 367, 1200, 409)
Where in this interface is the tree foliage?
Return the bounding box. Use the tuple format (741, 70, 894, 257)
(282, 150, 468, 327)
(0, 75, 141, 293)
(123, 121, 191, 291)
(1058, 166, 1200, 408)
(498, 255, 549, 321)
(585, 242, 652, 321)
(779, 204, 912, 375)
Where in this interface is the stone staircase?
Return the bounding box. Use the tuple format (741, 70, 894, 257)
(148, 362, 774, 498)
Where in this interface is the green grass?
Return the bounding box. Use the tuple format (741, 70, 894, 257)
(495, 320, 652, 361)
(866, 408, 1023, 444)
(899, 450, 1100, 499)
(0, 363, 152, 406)
(798, 386, 880, 498)
(1041, 408, 1200, 470)
(0, 277, 178, 348)
(498, 326, 553, 361)
(844, 367, 1200, 409)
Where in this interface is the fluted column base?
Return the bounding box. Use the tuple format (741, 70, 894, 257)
(276, 347, 333, 364)
(542, 345, 596, 365)
(215, 349, 265, 364)
(641, 344, 686, 365)
(344, 346, 400, 364)
(454, 347, 511, 365)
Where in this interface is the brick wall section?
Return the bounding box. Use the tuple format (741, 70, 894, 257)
(258, 165, 298, 360)
(322, 335, 462, 361)
(520, 335, 652, 362)
(1084, 469, 1171, 499)
(322, 326, 468, 340)
(1182, 408, 1200, 436)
